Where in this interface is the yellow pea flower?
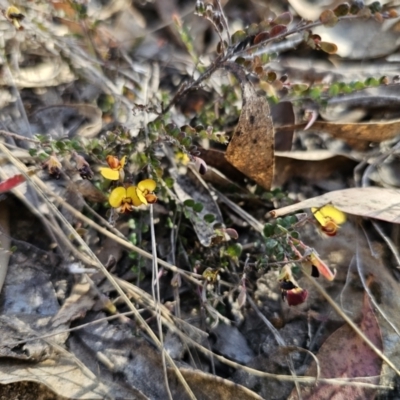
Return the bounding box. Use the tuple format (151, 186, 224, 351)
(311, 204, 346, 237)
(109, 179, 157, 213)
(109, 186, 142, 213)
(137, 179, 157, 204)
(99, 155, 126, 181)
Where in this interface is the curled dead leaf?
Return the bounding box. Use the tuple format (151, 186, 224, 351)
(224, 62, 274, 190)
(270, 187, 400, 224)
(308, 118, 400, 148)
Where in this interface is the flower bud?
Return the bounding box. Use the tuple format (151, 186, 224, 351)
(195, 1, 205, 15)
(205, 3, 214, 18)
(43, 155, 62, 179)
(73, 153, 93, 180)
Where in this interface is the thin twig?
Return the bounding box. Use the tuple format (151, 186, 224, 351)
(150, 203, 173, 400)
(214, 0, 231, 46)
(0, 130, 40, 144)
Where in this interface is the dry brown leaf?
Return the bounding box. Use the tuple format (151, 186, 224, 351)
(271, 101, 295, 151)
(70, 180, 107, 203)
(0, 60, 75, 88)
(199, 147, 247, 185)
(0, 356, 112, 399)
(311, 119, 400, 145)
(289, 292, 382, 399)
(270, 187, 400, 224)
(224, 62, 274, 190)
(0, 316, 54, 361)
(274, 150, 358, 187)
(50, 278, 96, 329)
(180, 368, 263, 400)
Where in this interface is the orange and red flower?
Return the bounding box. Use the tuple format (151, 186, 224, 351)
(279, 264, 308, 306)
(303, 251, 336, 281)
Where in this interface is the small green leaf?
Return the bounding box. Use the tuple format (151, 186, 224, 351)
(128, 219, 136, 229)
(129, 232, 137, 245)
(292, 83, 309, 93)
(164, 177, 174, 188)
(35, 134, 47, 143)
(184, 199, 195, 208)
(195, 125, 205, 132)
(262, 192, 274, 201)
(309, 87, 322, 99)
(235, 57, 246, 65)
(290, 231, 300, 239)
(55, 141, 66, 151)
(28, 149, 37, 157)
(180, 125, 196, 134)
(265, 238, 278, 250)
(142, 224, 149, 233)
(341, 84, 353, 94)
(263, 223, 275, 237)
(365, 77, 380, 87)
(350, 2, 364, 15)
(273, 224, 286, 235)
(39, 153, 49, 161)
(369, 1, 382, 13)
(204, 214, 216, 223)
(351, 81, 366, 90)
(276, 252, 285, 261)
(333, 3, 350, 17)
(231, 30, 247, 45)
(260, 53, 270, 64)
(280, 217, 291, 228)
(181, 136, 192, 147)
(166, 123, 180, 137)
(225, 243, 242, 258)
(193, 202, 204, 213)
(71, 141, 82, 150)
(329, 83, 340, 96)
(283, 215, 298, 226)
